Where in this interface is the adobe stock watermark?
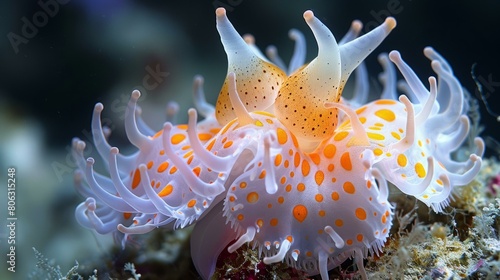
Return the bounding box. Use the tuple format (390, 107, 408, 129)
(472, 64, 500, 121)
(51, 63, 170, 183)
(364, 0, 407, 32)
(7, 0, 71, 54)
(212, 0, 243, 12)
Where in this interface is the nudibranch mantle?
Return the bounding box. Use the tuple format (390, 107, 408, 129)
(73, 8, 484, 280)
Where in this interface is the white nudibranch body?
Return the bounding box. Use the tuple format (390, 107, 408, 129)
(73, 8, 484, 280)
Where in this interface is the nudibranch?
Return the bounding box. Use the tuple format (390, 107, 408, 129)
(72, 8, 484, 279)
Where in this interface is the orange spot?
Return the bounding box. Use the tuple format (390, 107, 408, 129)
(309, 153, 321, 165)
(327, 164, 334, 172)
(306, 251, 313, 257)
(323, 144, 336, 158)
(284, 160, 289, 168)
(266, 119, 274, 124)
(169, 166, 177, 174)
(294, 152, 301, 167)
(147, 161, 154, 169)
(343, 181, 356, 194)
(315, 194, 324, 202)
(375, 109, 396, 122)
(159, 149, 165, 155)
(293, 204, 308, 222)
(259, 170, 266, 179)
(277, 128, 288, 145)
(382, 215, 387, 224)
(367, 132, 385, 140)
(247, 192, 259, 203)
(297, 183, 305, 192)
(171, 133, 186, 145)
(198, 133, 213, 141)
(192, 166, 201, 177)
(237, 214, 244, 221)
(331, 191, 340, 201)
(187, 199, 196, 208)
(274, 154, 282, 166)
(157, 162, 169, 173)
(359, 117, 367, 124)
(373, 148, 383, 156)
(397, 154, 408, 167)
(436, 179, 443, 186)
(240, 182, 247, 189)
(334, 131, 349, 141)
(159, 184, 174, 197)
(356, 106, 367, 114)
(346, 239, 353, 245)
(131, 169, 141, 189)
(206, 139, 216, 151)
(123, 212, 132, 219)
(340, 152, 352, 171)
(270, 218, 278, 226)
(356, 234, 364, 242)
(229, 196, 235, 202)
(187, 155, 194, 165)
(291, 133, 299, 148)
(318, 210, 326, 217)
(415, 162, 426, 178)
(375, 99, 397, 105)
(286, 235, 293, 243)
(335, 219, 343, 227)
(355, 208, 367, 220)
(391, 131, 401, 140)
(285, 184, 292, 192)
(315, 171, 324, 186)
(280, 176, 286, 185)
(278, 196, 285, 204)
(152, 130, 163, 139)
(223, 140, 233, 149)
(256, 219, 264, 228)
(301, 160, 310, 177)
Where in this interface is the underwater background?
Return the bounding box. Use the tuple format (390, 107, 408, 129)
(1, 0, 500, 279)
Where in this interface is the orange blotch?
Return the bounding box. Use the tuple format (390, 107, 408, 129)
(187, 199, 196, 208)
(297, 183, 306, 192)
(323, 144, 336, 158)
(309, 153, 321, 165)
(340, 152, 352, 171)
(147, 161, 154, 169)
(159, 184, 174, 197)
(375, 109, 396, 122)
(315, 171, 324, 186)
(294, 152, 301, 167)
(277, 196, 285, 204)
(315, 194, 324, 202)
(223, 140, 233, 149)
(301, 160, 310, 177)
(318, 210, 326, 217)
(157, 162, 169, 173)
(171, 133, 186, 145)
(277, 128, 288, 145)
(335, 219, 343, 227)
(355, 208, 367, 220)
(259, 170, 266, 179)
(274, 154, 282, 166)
(343, 181, 356, 194)
(247, 192, 259, 203)
(198, 133, 213, 141)
(123, 212, 132, 219)
(192, 166, 201, 177)
(131, 169, 141, 189)
(415, 162, 426, 178)
(270, 218, 279, 226)
(331, 191, 340, 201)
(293, 204, 308, 223)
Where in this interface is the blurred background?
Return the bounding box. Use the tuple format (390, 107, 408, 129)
(0, 0, 499, 278)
